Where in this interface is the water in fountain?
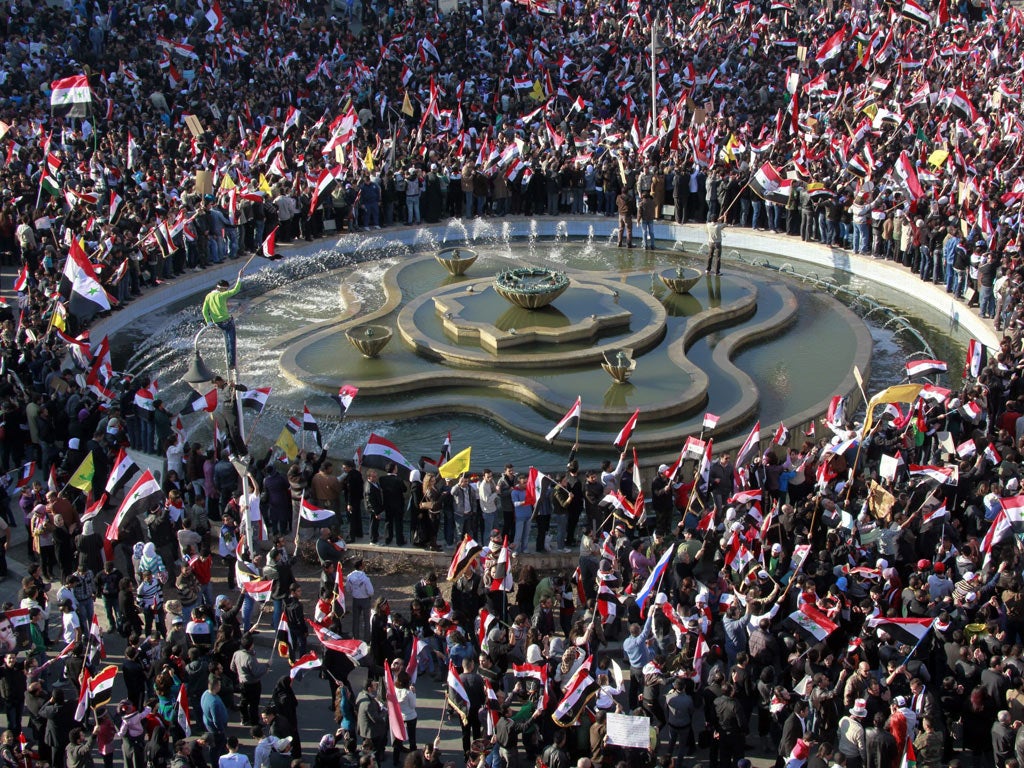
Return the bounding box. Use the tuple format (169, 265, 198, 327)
(527, 219, 539, 259)
(607, 227, 619, 246)
(470, 217, 498, 245)
(413, 228, 439, 251)
(554, 221, 569, 242)
(444, 219, 471, 245)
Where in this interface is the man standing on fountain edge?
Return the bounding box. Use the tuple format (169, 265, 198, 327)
(202, 266, 247, 376)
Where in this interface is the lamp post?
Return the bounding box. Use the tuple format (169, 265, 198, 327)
(181, 325, 257, 556)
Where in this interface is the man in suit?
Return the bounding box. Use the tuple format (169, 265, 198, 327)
(378, 463, 407, 546)
(993, 710, 1017, 768)
(865, 711, 897, 768)
(779, 699, 810, 764)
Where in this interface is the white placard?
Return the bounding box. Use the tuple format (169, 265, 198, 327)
(606, 713, 650, 749)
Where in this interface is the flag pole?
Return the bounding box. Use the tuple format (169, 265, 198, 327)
(899, 624, 932, 666)
(293, 491, 305, 558)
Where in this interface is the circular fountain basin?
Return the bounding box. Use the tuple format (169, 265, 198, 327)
(659, 266, 703, 294)
(345, 324, 393, 357)
(494, 267, 570, 309)
(435, 247, 478, 276)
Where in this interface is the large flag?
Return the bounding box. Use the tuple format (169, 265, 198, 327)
(545, 396, 581, 441)
(782, 603, 839, 644)
(613, 409, 640, 449)
(439, 447, 472, 480)
(901, 0, 930, 23)
(51, 75, 92, 113)
(362, 434, 415, 473)
(60, 239, 111, 321)
(384, 661, 409, 743)
(524, 466, 554, 508)
(865, 615, 933, 645)
(635, 545, 674, 617)
(447, 534, 483, 581)
(748, 162, 784, 201)
(299, 498, 335, 527)
(552, 657, 599, 727)
(814, 25, 846, 66)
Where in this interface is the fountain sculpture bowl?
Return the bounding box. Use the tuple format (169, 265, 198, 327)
(435, 247, 479, 276)
(659, 266, 703, 294)
(602, 348, 637, 383)
(345, 324, 393, 358)
(494, 267, 570, 309)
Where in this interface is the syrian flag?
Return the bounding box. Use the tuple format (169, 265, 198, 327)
(240, 579, 273, 603)
(866, 615, 933, 645)
(334, 385, 358, 416)
(985, 443, 1002, 465)
(307, 620, 369, 661)
(490, 536, 513, 591)
(958, 401, 983, 422)
(447, 534, 483, 581)
(300, 497, 335, 527)
(239, 387, 271, 413)
(635, 545, 674, 617)
(545, 396, 582, 441)
(956, 439, 977, 458)
(60, 238, 112, 321)
(826, 395, 846, 427)
(13, 264, 28, 293)
(613, 409, 639, 449)
(908, 464, 958, 485)
(724, 532, 754, 571)
(906, 359, 947, 378)
(74, 668, 93, 722)
(696, 437, 714, 492)
(362, 434, 415, 473)
(748, 162, 784, 200)
(384, 661, 408, 743)
(13, 461, 35, 489)
(51, 75, 92, 110)
(695, 507, 715, 532)
(332, 562, 346, 613)
(185, 388, 218, 413)
(512, 663, 549, 707)
(603, 490, 645, 528)
(262, 227, 278, 259)
(525, 467, 554, 508)
(276, 617, 292, 658)
(446, 661, 471, 719)
(596, 581, 620, 624)
(703, 412, 720, 430)
(552, 657, 599, 727)
(814, 25, 846, 66)
(109, 190, 123, 220)
(290, 651, 322, 680)
(900, 0, 931, 25)
(302, 406, 321, 446)
(734, 421, 761, 470)
(965, 338, 987, 378)
(894, 151, 926, 200)
(109, 470, 163, 539)
(921, 503, 949, 525)
(782, 603, 839, 644)
(88, 614, 106, 661)
(772, 423, 789, 445)
(176, 683, 191, 737)
(2, 608, 30, 629)
(133, 384, 156, 412)
(406, 635, 424, 683)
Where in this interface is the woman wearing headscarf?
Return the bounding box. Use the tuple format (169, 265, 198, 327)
(51, 515, 75, 581)
(312, 734, 342, 768)
(75, 519, 104, 575)
(271, 675, 301, 757)
(137, 543, 167, 584)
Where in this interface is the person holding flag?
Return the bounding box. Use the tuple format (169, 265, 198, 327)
(201, 263, 249, 375)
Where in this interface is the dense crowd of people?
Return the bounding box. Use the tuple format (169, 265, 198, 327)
(3, 0, 1024, 766)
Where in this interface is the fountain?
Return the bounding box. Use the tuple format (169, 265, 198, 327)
(345, 324, 393, 358)
(493, 267, 571, 309)
(602, 348, 637, 383)
(435, 247, 479, 276)
(659, 265, 703, 294)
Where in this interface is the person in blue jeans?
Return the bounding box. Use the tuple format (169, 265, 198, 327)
(511, 475, 533, 554)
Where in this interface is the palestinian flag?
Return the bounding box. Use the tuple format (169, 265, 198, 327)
(865, 615, 933, 645)
(782, 603, 838, 644)
(552, 657, 599, 727)
(447, 534, 483, 581)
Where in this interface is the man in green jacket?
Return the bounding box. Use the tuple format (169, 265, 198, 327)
(201, 270, 245, 371)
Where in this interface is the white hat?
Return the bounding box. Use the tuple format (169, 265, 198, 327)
(964, 571, 977, 581)
(654, 593, 669, 606)
(771, 543, 783, 554)
(851, 698, 868, 717)
(966, 591, 978, 602)
(658, 464, 670, 474)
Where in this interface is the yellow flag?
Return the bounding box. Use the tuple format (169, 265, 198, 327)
(530, 80, 545, 101)
(863, 384, 922, 433)
(401, 92, 415, 117)
(258, 174, 273, 194)
(862, 104, 878, 119)
(364, 146, 375, 171)
(219, 174, 236, 190)
(927, 150, 949, 168)
(50, 303, 67, 332)
(275, 427, 298, 462)
(439, 447, 472, 480)
(68, 451, 95, 492)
